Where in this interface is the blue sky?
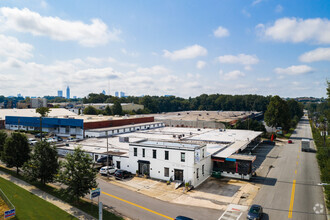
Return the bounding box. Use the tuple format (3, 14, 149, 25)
(0, 0, 329, 98)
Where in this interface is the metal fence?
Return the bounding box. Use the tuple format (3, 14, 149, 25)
(0, 187, 15, 220)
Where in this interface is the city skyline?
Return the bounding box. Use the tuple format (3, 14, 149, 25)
(0, 1, 329, 98)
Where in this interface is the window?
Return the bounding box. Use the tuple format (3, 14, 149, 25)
(202, 165, 204, 175)
(142, 148, 145, 157)
(181, 152, 185, 162)
(202, 149, 205, 158)
(165, 151, 169, 160)
(134, 148, 137, 156)
(196, 168, 199, 179)
(153, 149, 157, 159)
(164, 167, 169, 177)
(116, 161, 121, 169)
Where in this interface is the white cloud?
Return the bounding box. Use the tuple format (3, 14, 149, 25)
(163, 44, 207, 60)
(257, 77, 271, 82)
(252, 0, 263, 6)
(242, 9, 251, 18)
(275, 5, 283, 13)
(121, 48, 139, 57)
(0, 7, 121, 47)
(0, 34, 33, 59)
(299, 47, 330, 62)
(274, 65, 313, 75)
(220, 70, 245, 80)
(217, 53, 259, 70)
(137, 65, 170, 75)
(257, 17, 330, 44)
(196, 60, 206, 69)
(213, 26, 229, 38)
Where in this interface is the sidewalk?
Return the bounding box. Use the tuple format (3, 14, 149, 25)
(101, 175, 259, 211)
(0, 170, 95, 220)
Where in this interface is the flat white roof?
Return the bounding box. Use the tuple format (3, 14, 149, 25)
(0, 108, 77, 120)
(212, 141, 249, 158)
(58, 126, 261, 159)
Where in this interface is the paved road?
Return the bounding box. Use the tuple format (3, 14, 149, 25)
(96, 178, 222, 220)
(251, 117, 327, 220)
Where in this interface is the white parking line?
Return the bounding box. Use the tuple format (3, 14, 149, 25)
(218, 204, 248, 220)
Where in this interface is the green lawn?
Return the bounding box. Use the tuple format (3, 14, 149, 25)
(0, 176, 76, 220)
(0, 167, 123, 220)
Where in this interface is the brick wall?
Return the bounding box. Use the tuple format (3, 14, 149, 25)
(83, 117, 154, 130)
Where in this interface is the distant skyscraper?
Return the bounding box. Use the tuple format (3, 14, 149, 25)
(73, 96, 77, 99)
(57, 90, 63, 97)
(115, 91, 119, 97)
(17, 93, 22, 98)
(102, 90, 106, 95)
(66, 86, 70, 99)
(120, 91, 125, 97)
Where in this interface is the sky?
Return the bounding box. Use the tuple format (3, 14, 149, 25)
(0, 0, 329, 98)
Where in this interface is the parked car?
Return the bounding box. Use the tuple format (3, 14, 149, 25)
(99, 166, 117, 175)
(114, 170, 131, 179)
(34, 133, 42, 138)
(288, 140, 293, 144)
(247, 204, 263, 220)
(54, 136, 63, 142)
(66, 137, 76, 142)
(175, 216, 193, 220)
(46, 138, 57, 143)
(28, 138, 38, 145)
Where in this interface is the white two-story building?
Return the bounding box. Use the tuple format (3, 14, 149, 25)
(112, 140, 211, 187)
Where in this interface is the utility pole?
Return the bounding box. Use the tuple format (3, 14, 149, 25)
(106, 131, 109, 179)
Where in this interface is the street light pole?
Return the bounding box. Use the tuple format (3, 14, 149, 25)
(106, 131, 109, 179)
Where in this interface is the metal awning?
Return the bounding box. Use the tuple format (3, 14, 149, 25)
(137, 160, 150, 164)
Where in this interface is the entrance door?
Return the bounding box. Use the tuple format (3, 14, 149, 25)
(174, 169, 184, 181)
(138, 162, 150, 175)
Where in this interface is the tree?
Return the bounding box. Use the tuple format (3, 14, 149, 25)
(36, 107, 51, 141)
(112, 100, 123, 115)
(2, 133, 30, 174)
(83, 106, 98, 115)
(264, 95, 291, 131)
(0, 130, 7, 157)
(23, 141, 59, 184)
(36, 107, 50, 117)
(58, 147, 97, 203)
(105, 105, 112, 115)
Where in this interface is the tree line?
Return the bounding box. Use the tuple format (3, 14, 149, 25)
(308, 81, 330, 209)
(83, 93, 272, 114)
(0, 131, 97, 203)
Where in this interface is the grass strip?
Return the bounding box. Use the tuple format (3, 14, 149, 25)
(0, 166, 123, 220)
(0, 176, 76, 220)
(309, 120, 330, 210)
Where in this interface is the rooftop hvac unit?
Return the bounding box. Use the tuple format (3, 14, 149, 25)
(119, 136, 129, 143)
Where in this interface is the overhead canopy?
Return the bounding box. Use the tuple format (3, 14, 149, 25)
(137, 160, 150, 164)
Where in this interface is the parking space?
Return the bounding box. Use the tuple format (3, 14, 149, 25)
(218, 204, 248, 220)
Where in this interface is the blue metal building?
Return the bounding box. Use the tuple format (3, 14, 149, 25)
(5, 116, 84, 138)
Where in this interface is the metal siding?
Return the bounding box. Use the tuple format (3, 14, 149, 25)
(5, 116, 83, 128)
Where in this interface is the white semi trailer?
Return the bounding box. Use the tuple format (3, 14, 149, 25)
(301, 139, 311, 152)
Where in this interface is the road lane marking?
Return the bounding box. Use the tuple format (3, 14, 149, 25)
(288, 180, 296, 218)
(295, 170, 297, 174)
(101, 191, 174, 220)
(296, 161, 298, 165)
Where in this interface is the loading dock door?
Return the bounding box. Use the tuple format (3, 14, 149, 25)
(174, 169, 184, 181)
